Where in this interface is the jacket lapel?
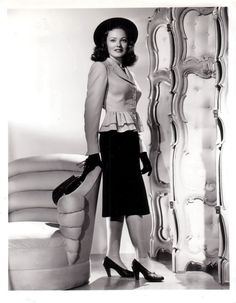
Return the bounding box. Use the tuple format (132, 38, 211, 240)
(106, 58, 135, 85)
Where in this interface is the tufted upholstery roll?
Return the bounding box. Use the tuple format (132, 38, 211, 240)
(8, 154, 101, 290)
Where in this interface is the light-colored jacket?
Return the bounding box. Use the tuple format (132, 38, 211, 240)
(84, 57, 146, 155)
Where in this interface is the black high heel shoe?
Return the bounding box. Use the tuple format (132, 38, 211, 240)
(131, 259, 164, 282)
(103, 256, 134, 278)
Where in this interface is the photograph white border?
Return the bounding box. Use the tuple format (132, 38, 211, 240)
(1, 0, 236, 302)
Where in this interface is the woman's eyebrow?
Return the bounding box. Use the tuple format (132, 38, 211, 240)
(108, 36, 127, 39)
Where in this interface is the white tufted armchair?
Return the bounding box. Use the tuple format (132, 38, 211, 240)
(8, 154, 101, 290)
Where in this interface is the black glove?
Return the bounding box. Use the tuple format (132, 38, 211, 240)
(140, 152, 152, 176)
(83, 153, 102, 176)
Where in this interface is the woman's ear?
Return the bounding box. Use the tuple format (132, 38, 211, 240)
(127, 44, 134, 52)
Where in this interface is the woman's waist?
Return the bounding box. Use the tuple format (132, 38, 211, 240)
(103, 100, 137, 112)
(102, 110, 141, 120)
(99, 110, 144, 133)
(104, 109, 137, 114)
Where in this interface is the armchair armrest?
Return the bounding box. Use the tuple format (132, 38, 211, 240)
(57, 166, 101, 265)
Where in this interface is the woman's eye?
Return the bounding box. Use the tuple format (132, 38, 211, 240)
(109, 38, 127, 43)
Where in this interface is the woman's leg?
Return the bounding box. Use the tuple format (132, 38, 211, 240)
(106, 216, 128, 269)
(126, 215, 154, 270)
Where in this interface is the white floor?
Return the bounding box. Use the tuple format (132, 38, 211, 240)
(73, 254, 229, 290)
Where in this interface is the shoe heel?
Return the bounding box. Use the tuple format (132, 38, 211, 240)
(104, 265, 111, 277)
(133, 269, 139, 280)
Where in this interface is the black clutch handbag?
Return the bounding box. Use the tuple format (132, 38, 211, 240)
(52, 174, 84, 205)
(52, 153, 102, 205)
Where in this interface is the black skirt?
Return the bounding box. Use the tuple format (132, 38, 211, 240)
(99, 130, 150, 218)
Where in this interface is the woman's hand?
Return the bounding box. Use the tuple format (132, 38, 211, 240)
(140, 152, 152, 176)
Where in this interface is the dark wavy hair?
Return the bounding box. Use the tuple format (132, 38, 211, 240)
(91, 27, 138, 67)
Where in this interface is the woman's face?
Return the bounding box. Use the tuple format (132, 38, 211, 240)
(106, 28, 128, 61)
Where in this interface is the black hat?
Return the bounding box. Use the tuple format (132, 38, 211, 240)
(93, 17, 138, 46)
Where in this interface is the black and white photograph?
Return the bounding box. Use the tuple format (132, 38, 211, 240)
(2, 0, 236, 302)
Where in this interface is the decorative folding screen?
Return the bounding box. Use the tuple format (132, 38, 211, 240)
(147, 7, 229, 284)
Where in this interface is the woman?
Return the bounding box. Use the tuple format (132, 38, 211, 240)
(84, 17, 164, 282)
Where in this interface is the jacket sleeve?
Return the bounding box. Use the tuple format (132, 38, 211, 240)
(138, 132, 147, 153)
(84, 62, 108, 155)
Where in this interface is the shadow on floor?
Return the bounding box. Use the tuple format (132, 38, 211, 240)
(150, 250, 172, 271)
(75, 276, 163, 290)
